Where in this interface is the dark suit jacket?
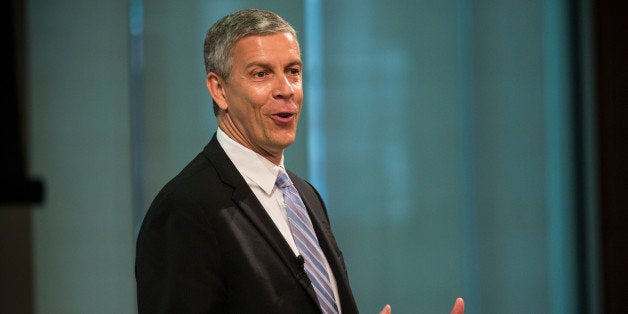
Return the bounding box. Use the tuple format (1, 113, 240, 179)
(135, 134, 359, 313)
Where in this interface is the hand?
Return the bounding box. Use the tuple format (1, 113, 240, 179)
(378, 298, 464, 314)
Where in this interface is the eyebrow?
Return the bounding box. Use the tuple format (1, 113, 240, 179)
(286, 60, 303, 67)
(244, 60, 302, 71)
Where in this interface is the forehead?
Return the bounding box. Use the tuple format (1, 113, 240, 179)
(230, 32, 301, 62)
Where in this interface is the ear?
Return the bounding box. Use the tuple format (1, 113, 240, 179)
(206, 72, 229, 111)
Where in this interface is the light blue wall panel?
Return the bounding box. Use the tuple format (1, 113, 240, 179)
(472, 1, 550, 313)
(322, 1, 465, 312)
(27, 0, 136, 313)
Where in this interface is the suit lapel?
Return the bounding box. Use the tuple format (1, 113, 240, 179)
(202, 135, 320, 306)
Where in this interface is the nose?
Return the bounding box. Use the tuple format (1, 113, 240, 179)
(272, 73, 294, 99)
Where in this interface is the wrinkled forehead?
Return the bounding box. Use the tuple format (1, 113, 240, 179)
(230, 31, 301, 57)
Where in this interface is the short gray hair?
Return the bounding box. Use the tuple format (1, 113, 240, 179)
(204, 8, 297, 78)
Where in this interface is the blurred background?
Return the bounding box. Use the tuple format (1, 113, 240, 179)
(1, 0, 626, 313)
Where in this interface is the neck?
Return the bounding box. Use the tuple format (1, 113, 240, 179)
(217, 121, 284, 165)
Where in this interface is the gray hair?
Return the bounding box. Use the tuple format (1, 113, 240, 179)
(204, 10, 297, 86)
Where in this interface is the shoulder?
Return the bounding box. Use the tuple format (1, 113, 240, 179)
(287, 170, 328, 212)
(286, 170, 317, 195)
(139, 143, 239, 231)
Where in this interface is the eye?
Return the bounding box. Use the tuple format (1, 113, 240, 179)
(288, 68, 301, 76)
(255, 72, 267, 78)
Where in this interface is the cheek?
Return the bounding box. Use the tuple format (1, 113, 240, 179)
(293, 85, 304, 103)
(230, 87, 266, 116)
(251, 84, 270, 96)
(296, 94, 304, 111)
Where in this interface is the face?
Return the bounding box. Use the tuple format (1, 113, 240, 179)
(207, 32, 303, 164)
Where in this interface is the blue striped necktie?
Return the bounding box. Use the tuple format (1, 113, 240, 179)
(276, 168, 339, 314)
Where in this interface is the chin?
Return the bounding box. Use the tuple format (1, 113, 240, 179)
(273, 135, 296, 149)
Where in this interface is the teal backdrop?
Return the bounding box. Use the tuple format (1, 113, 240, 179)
(26, 0, 599, 313)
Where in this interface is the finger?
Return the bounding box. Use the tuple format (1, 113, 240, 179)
(379, 304, 391, 314)
(450, 297, 464, 314)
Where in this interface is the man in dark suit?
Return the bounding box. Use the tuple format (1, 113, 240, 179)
(135, 8, 464, 314)
(135, 8, 358, 313)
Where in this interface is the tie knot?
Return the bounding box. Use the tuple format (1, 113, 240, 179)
(275, 168, 293, 189)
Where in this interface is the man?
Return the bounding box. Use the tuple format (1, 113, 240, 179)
(135, 8, 464, 314)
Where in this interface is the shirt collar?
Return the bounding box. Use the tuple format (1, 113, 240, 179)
(216, 128, 283, 195)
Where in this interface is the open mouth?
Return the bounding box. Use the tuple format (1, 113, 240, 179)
(272, 112, 296, 123)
